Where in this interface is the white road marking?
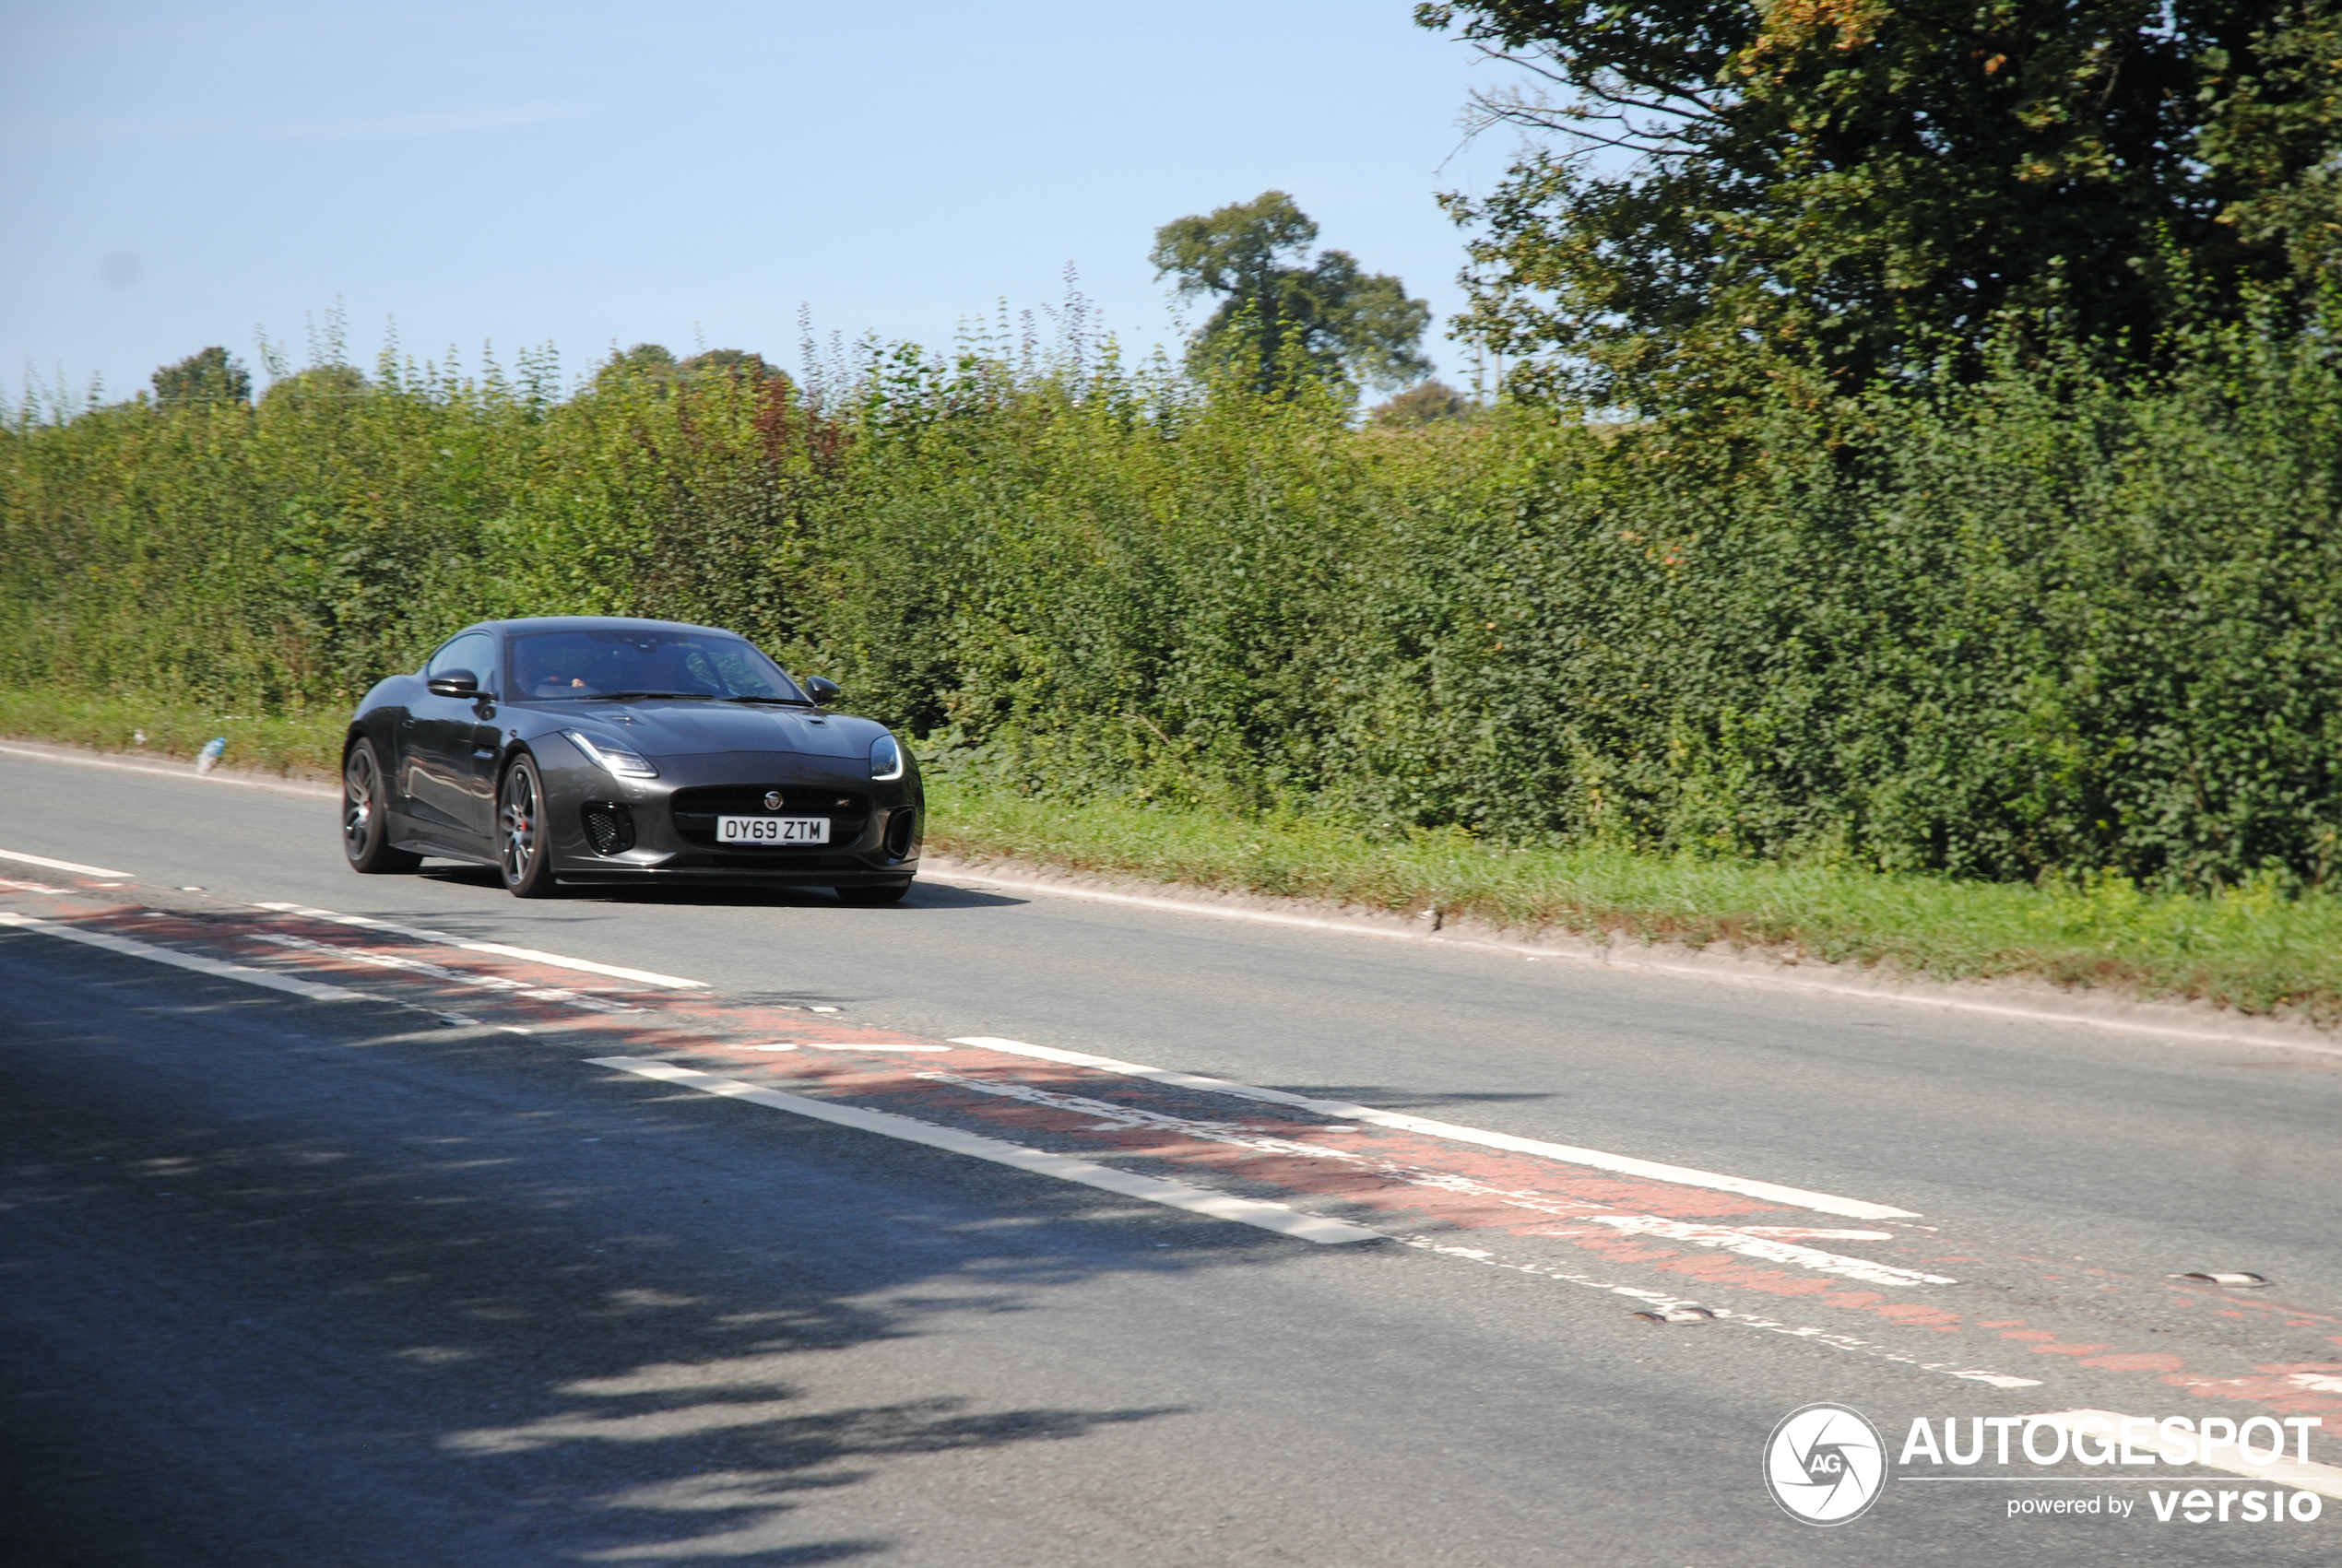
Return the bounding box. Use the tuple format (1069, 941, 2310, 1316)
(0, 911, 367, 1002)
(917, 1071, 1376, 1156)
(938, 864, 2342, 1057)
(949, 1037, 1915, 1220)
(0, 878, 69, 894)
(2023, 1411, 2342, 1499)
(253, 902, 704, 989)
(912, 1072, 1955, 1282)
(0, 847, 136, 879)
(250, 933, 637, 1013)
(1579, 1215, 1957, 1289)
(1734, 1226, 1894, 1240)
(586, 1056, 1382, 1244)
(1402, 1236, 2042, 1388)
(912, 1070, 1674, 1224)
(803, 1043, 949, 1051)
(0, 741, 337, 797)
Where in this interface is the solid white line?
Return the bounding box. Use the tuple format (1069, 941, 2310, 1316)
(1583, 1215, 1954, 1288)
(0, 741, 337, 797)
(250, 933, 637, 1013)
(949, 1036, 1916, 1220)
(0, 846, 137, 879)
(0, 911, 369, 1002)
(800, 1043, 950, 1051)
(940, 867, 2342, 1057)
(2024, 1411, 2342, 1500)
(253, 902, 704, 989)
(1, 737, 2328, 1053)
(587, 1056, 1382, 1244)
(7, 734, 2324, 1054)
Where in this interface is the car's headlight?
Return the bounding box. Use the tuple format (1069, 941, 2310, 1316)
(562, 729, 659, 779)
(869, 732, 906, 781)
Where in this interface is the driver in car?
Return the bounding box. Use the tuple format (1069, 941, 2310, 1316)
(514, 639, 599, 698)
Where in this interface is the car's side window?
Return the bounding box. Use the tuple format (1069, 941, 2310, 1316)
(426, 631, 497, 689)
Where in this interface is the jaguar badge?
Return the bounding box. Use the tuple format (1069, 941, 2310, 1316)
(763, 790, 784, 811)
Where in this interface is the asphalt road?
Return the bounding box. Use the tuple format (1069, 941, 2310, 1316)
(3, 744, 2337, 1565)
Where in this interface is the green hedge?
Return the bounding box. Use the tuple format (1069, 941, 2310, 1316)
(6, 324, 2341, 890)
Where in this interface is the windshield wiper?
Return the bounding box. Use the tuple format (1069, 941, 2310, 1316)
(717, 694, 813, 707)
(587, 690, 711, 701)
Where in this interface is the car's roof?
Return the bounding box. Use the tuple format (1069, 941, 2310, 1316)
(464, 616, 743, 639)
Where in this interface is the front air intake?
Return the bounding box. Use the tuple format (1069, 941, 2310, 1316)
(581, 801, 636, 855)
(883, 808, 917, 859)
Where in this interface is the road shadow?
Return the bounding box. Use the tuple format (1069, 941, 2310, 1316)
(415, 865, 1028, 914)
(0, 961, 1301, 1565)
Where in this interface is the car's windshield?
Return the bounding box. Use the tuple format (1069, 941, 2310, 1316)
(508, 629, 807, 704)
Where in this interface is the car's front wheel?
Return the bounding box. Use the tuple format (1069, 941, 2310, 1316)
(343, 738, 422, 875)
(498, 754, 559, 898)
(834, 881, 911, 906)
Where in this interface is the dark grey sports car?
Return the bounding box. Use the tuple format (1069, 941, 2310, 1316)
(339, 616, 922, 902)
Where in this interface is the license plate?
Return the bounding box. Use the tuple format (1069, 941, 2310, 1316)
(717, 815, 829, 845)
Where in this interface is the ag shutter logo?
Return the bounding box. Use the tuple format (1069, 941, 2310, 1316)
(1765, 1403, 1889, 1525)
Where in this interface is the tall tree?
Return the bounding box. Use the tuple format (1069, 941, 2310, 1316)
(1152, 191, 1434, 395)
(152, 347, 252, 405)
(1417, 1, 2342, 413)
(593, 344, 787, 395)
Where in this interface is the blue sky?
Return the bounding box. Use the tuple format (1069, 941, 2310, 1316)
(0, 2, 1523, 402)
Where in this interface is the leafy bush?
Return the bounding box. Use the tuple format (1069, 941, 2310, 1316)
(6, 316, 2341, 890)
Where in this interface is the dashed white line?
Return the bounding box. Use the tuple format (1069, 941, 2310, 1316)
(0, 846, 136, 879)
(254, 902, 704, 989)
(1402, 1236, 2042, 1389)
(587, 1056, 1382, 1244)
(950, 1036, 1916, 1220)
(0, 910, 367, 1002)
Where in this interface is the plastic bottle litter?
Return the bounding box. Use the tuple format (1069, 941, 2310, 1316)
(195, 737, 226, 774)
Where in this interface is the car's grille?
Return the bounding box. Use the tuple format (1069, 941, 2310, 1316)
(669, 785, 871, 850)
(581, 801, 636, 855)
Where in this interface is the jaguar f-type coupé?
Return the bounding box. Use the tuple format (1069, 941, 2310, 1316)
(339, 617, 921, 902)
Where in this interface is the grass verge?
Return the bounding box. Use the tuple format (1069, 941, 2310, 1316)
(922, 775, 2342, 1027)
(6, 686, 2334, 1025)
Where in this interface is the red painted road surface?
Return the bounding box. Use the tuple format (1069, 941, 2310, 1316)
(8, 874, 2338, 1462)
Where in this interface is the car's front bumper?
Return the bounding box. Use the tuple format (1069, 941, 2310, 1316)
(539, 745, 922, 885)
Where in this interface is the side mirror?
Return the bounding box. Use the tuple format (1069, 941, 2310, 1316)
(427, 671, 480, 699)
(804, 676, 841, 705)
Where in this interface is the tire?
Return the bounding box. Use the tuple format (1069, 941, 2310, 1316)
(343, 737, 422, 874)
(497, 754, 560, 898)
(834, 881, 912, 906)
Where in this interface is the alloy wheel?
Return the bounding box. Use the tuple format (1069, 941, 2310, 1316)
(344, 748, 380, 860)
(501, 765, 539, 885)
